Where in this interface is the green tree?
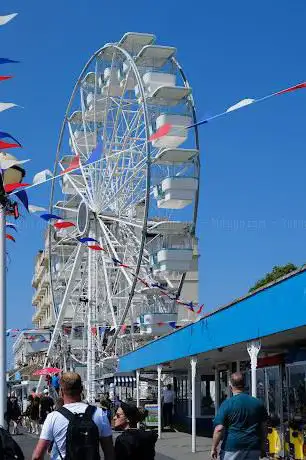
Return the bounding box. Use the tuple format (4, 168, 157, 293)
(248, 263, 298, 293)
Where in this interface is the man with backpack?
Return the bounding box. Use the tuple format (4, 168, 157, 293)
(31, 372, 114, 460)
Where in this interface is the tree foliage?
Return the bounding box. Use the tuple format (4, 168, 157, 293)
(248, 263, 298, 293)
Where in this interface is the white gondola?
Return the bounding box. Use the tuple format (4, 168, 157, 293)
(147, 86, 191, 106)
(85, 93, 108, 122)
(135, 45, 176, 67)
(138, 313, 177, 335)
(118, 32, 156, 52)
(153, 148, 199, 165)
(70, 130, 96, 155)
(151, 114, 192, 148)
(154, 177, 198, 209)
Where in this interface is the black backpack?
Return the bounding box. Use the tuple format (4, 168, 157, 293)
(57, 405, 100, 460)
(0, 427, 24, 460)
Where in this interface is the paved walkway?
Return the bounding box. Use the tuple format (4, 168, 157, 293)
(15, 429, 211, 459)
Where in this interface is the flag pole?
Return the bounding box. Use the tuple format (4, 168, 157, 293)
(0, 203, 6, 427)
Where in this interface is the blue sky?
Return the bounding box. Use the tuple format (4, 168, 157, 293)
(3, 0, 306, 365)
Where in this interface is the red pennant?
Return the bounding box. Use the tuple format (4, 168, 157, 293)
(0, 76, 12, 81)
(275, 82, 306, 96)
(196, 304, 204, 314)
(156, 321, 165, 326)
(60, 156, 80, 174)
(4, 183, 30, 193)
(6, 234, 15, 242)
(54, 221, 75, 229)
(0, 140, 20, 149)
(91, 327, 97, 336)
(149, 123, 172, 142)
(88, 244, 105, 251)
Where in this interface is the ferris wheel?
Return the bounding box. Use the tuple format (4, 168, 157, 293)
(44, 32, 200, 401)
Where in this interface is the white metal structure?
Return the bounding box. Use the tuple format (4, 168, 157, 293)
(44, 33, 200, 401)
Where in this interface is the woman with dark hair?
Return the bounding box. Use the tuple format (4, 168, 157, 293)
(114, 402, 158, 460)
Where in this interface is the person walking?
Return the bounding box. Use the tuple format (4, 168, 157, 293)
(39, 389, 54, 426)
(30, 397, 41, 435)
(114, 402, 158, 460)
(10, 396, 22, 435)
(51, 373, 60, 395)
(31, 372, 114, 460)
(162, 384, 175, 429)
(211, 372, 268, 460)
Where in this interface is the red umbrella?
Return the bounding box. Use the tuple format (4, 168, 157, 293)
(33, 367, 61, 376)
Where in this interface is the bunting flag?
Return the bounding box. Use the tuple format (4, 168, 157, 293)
(196, 304, 204, 314)
(4, 183, 30, 193)
(149, 123, 172, 142)
(6, 234, 15, 242)
(77, 237, 99, 244)
(88, 244, 105, 251)
(60, 155, 80, 174)
(54, 221, 75, 229)
(32, 169, 53, 185)
(0, 103, 18, 113)
(168, 321, 177, 329)
(90, 327, 97, 336)
(0, 58, 19, 65)
(0, 140, 19, 149)
(0, 131, 21, 146)
(15, 190, 29, 212)
(28, 205, 47, 213)
(150, 81, 306, 139)
(6, 222, 17, 231)
(0, 14, 18, 26)
(40, 213, 61, 221)
(0, 76, 12, 81)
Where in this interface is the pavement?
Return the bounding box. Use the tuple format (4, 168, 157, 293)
(14, 429, 211, 459)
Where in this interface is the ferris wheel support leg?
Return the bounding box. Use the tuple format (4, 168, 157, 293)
(38, 244, 85, 391)
(87, 233, 96, 403)
(0, 205, 6, 428)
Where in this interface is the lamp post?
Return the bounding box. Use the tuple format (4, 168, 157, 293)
(0, 152, 25, 427)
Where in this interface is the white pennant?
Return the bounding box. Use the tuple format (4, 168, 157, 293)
(0, 13, 18, 26)
(28, 205, 47, 213)
(226, 98, 255, 113)
(33, 169, 53, 185)
(0, 158, 30, 170)
(0, 103, 18, 113)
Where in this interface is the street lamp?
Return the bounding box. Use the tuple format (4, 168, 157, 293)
(0, 152, 25, 427)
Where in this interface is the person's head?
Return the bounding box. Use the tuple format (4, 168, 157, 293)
(32, 387, 36, 393)
(113, 402, 147, 429)
(230, 372, 245, 393)
(43, 389, 49, 396)
(167, 384, 172, 391)
(60, 372, 83, 402)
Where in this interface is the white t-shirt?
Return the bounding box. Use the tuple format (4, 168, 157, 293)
(40, 402, 112, 460)
(163, 389, 175, 404)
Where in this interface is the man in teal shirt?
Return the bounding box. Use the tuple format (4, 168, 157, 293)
(211, 372, 267, 460)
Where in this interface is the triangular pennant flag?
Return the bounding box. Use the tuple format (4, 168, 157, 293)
(91, 327, 97, 335)
(0, 131, 21, 146)
(88, 244, 105, 251)
(0, 140, 20, 149)
(4, 183, 30, 193)
(15, 190, 29, 212)
(40, 213, 62, 221)
(196, 304, 204, 314)
(0, 14, 18, 26)
(0, 103, 18, 113)
(0, 58, 19, 65)
(275, 82, 306, 96)
(156, 321, 165, 326)
(6, 234, 15, 242)
(168, 321, 176, 329)
(85, 142, 102, 165)
(54, 221, 75, 229)
(226, 98, 255, 113)
(6, 222, 16, 231)
(28, 205, 47, 213)
(60, 156, 80, 174)
(0, 76, 12, 81)
(77, 237, 99, 244)
(149, 123, 172, 142)
(33, 169, 53, 185)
